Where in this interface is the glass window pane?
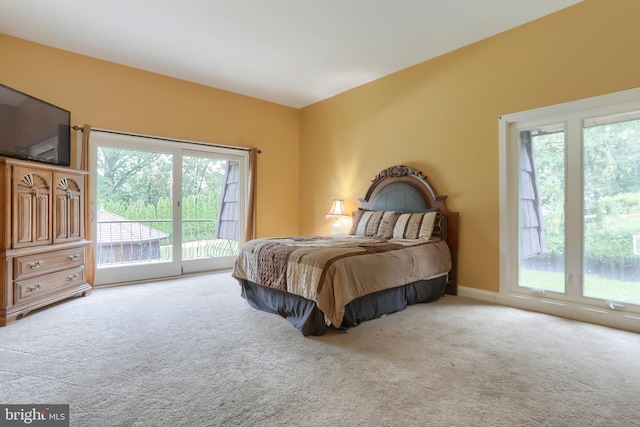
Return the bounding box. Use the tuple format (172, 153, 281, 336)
(519, 126, 566, 293)
(583, 113, 640, 305)
(181, 155, 239, 260)
(96, 147, 174, 266)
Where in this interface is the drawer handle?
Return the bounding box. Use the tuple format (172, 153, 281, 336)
(27, 284, 41, 292)
(28, 261, 44, 269)
(67, 273, 80, 281)
(68, 254, 80, 261)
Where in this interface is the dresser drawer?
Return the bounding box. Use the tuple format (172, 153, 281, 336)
(14, 266, 86, 305)
(14, 247, 85, 280)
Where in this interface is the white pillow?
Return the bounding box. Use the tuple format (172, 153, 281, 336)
(392, 211, 437, 239)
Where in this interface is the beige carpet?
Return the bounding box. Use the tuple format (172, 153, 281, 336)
(0, 272, 638, 427)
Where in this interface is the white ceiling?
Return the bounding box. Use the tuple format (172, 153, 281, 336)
(0, 0, 582, 108)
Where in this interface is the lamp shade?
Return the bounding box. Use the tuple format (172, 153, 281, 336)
(327, 199, 346, 217)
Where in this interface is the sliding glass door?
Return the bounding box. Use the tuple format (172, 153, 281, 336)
(581, 112, 640, 306)
(90, 131, 247, 285)
(504, 99, 640, 316)
(180, 150, 245, 275)
(518, 124, 566, 295)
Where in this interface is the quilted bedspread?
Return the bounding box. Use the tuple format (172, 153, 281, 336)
(232, 235, 452, 327)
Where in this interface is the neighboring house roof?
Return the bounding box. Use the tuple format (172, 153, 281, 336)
(97, 209, 169, 244)
(215, 160, 240, 241)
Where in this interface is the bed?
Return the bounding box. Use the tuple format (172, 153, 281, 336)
(232, 165, 459, 335)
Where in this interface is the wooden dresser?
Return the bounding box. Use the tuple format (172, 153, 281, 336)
(0, 157, 91, 326)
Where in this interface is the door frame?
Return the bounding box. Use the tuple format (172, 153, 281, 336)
(89, 130, 248, 285)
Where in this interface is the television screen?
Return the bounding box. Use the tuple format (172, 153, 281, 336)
(0, 83, 71, 166)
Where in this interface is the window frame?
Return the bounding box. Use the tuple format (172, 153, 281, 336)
(498, 88, 640, 332)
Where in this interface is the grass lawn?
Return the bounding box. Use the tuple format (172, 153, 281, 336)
(521, 268, 640, 305)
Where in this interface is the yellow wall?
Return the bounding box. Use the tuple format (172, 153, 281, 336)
(0, 34, 300, 238)
(3, 0, 640, 294)
(299, 0, 640, 292)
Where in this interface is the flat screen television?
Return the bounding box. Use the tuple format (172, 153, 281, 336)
(0, 83, 71, 166)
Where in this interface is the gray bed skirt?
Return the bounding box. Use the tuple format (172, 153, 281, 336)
(239, 275, 448, 336)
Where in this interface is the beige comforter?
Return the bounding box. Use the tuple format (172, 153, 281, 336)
(232, 235, 452, 327)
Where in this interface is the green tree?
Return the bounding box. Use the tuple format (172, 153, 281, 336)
(97, 147, 172, 210)
(533, 118, 640, 262)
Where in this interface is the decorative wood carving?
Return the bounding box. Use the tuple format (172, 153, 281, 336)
(371, 165, 425, 181)
(18, 173, 49, 195)
(56, 177, 80, 194)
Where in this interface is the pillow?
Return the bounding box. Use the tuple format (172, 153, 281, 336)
(392, 211, 438, 239)
(349, 208, 367, 235)
(349, 209, 400, 237)
(376, 211, 401, 238)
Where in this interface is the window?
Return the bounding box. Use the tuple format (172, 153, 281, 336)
(499, 88, 640, 331)
(90, 130, 248, 285)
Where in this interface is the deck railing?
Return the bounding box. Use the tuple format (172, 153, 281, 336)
(96, 219, 238, 265)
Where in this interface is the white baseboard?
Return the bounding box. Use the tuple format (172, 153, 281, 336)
(455, 286, 640, 334)
(457, 285, 498, 303)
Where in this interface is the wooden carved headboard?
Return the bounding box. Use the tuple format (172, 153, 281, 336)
(358, 165, 459, 295)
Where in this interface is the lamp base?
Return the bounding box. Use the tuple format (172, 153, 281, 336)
(332, 220, 342, 235)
